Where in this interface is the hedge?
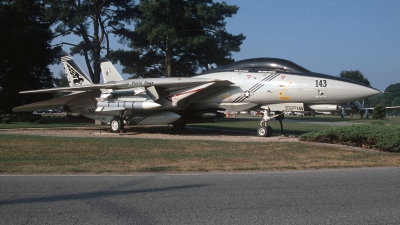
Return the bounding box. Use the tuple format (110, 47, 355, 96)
(299, 123, 400, 152)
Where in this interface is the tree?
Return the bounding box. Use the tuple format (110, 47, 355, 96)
(53, 71, 69, 98)
(366, 82, 400, 108)
(372, 105, 386, 120)
(0, 0, 58, 113)
(390, 96, 400, 115)
(339, 70, 371, 86)
(384, 83, 400, 106)
(44, 0, 135, 84)
(113, 0, 246, 78)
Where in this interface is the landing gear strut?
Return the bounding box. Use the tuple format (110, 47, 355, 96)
(110, 116, 124, 133)
(257, 108, 285, 137)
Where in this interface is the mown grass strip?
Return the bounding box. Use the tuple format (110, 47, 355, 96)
(1, 134, 399, 174)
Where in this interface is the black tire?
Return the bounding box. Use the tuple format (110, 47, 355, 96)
(257, 126, 267, 137)
(257, 126, 273, 137)
(172, 122, 186, 130)
(266, 126, 273, 137)
(110, 117, 122, 133)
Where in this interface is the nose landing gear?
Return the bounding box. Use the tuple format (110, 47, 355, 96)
(257, 125, 273, 137)
(257, 108, 285, 137)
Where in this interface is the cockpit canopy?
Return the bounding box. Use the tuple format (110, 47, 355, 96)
(212, 58, 310, 73)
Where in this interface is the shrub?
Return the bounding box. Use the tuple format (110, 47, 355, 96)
(299, 124, 400, 152)
(372, 105, 387, 120)
(1, 117, 13, 124)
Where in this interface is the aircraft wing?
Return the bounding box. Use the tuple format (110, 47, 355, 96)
(20, 78, 232, 94)
(12, 92, 88, 112)
(386, 106, 400, 109)
(361, 106, 400, 110)
(20, 83, 129, 94)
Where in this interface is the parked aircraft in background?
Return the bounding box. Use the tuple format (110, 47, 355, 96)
(339, 101, 400, 118)
(13, 53, 381, 137)
(270, 101, 400, 118)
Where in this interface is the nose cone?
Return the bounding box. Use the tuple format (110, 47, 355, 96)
(310, 74, 381, 103)
(351, 83, 381, 99)
(333, 77, 381, 102)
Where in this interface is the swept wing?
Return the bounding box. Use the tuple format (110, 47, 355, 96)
(20, 78, 231, 94)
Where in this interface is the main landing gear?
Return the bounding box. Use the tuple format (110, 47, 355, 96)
(110, 116, 125, 133)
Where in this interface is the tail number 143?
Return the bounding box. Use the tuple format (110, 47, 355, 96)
(315, 80, 327, 87)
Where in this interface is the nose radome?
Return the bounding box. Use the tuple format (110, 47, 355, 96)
(352, 83, 381, 99)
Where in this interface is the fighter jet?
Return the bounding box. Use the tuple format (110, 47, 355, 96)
(13, 53, 381, 136)
(339, 101, 400, 118)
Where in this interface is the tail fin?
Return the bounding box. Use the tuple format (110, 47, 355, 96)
(100, 59, 124, 83)
(352, 101, 364, 110)
(59, 52, 93, 86)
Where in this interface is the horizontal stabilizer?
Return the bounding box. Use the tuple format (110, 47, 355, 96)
(12, 92, 87, 112)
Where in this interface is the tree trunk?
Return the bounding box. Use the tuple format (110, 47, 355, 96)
(92, 8, 101, 84)
(165, 33, 172, 77)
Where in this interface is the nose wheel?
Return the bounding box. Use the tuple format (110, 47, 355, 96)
(257, 126, 273, 137)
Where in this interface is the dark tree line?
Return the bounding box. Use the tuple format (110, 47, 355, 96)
(45, 0, 244, 80)
(112, 0, 245, 78)
(44, 0, 135, 84)
(0, 0, 58, 112)
(0, 0, 244, 113)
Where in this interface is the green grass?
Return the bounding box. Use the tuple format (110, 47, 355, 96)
(190, 117, 344, 135)
(1, 134, 400, 174)
(1, 115, 400, 174)
(189, 115, 400, 134)
(3, 114, 400, 132)
(0, 115, 104, 129)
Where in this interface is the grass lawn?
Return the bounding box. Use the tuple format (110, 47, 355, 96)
(1, 134, 399, 174)
(1, 114, 399, 174)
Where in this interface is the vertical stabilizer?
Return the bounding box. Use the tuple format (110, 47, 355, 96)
(352, 101, 364, 110)
(59, 52, 93, 86)
(100, 59, 124, 83)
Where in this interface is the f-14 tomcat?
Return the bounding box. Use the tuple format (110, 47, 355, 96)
(13, 53, 380, 136)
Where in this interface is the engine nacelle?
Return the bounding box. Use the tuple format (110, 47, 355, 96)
(183, 110, 226, 119)
(308, 104, 339, 112)
(82, 111, 181, 125)
(127, 111, 181, 125)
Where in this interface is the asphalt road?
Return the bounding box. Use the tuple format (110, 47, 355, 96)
(1, 168, 399, 225)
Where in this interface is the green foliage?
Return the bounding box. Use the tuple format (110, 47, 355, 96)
(339, 70, 371, 86)
(385, 83, 400, 105)
(53, 71, 69, 98)
(113, 0, 245, 78)
(372, 105, 387, 120)
(300, 124, 400, 152)
(390, 96, 400, 114)
(43, 0, 135, 84)
(367, 83, 400, 109)
(0, 0, 57, 112)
